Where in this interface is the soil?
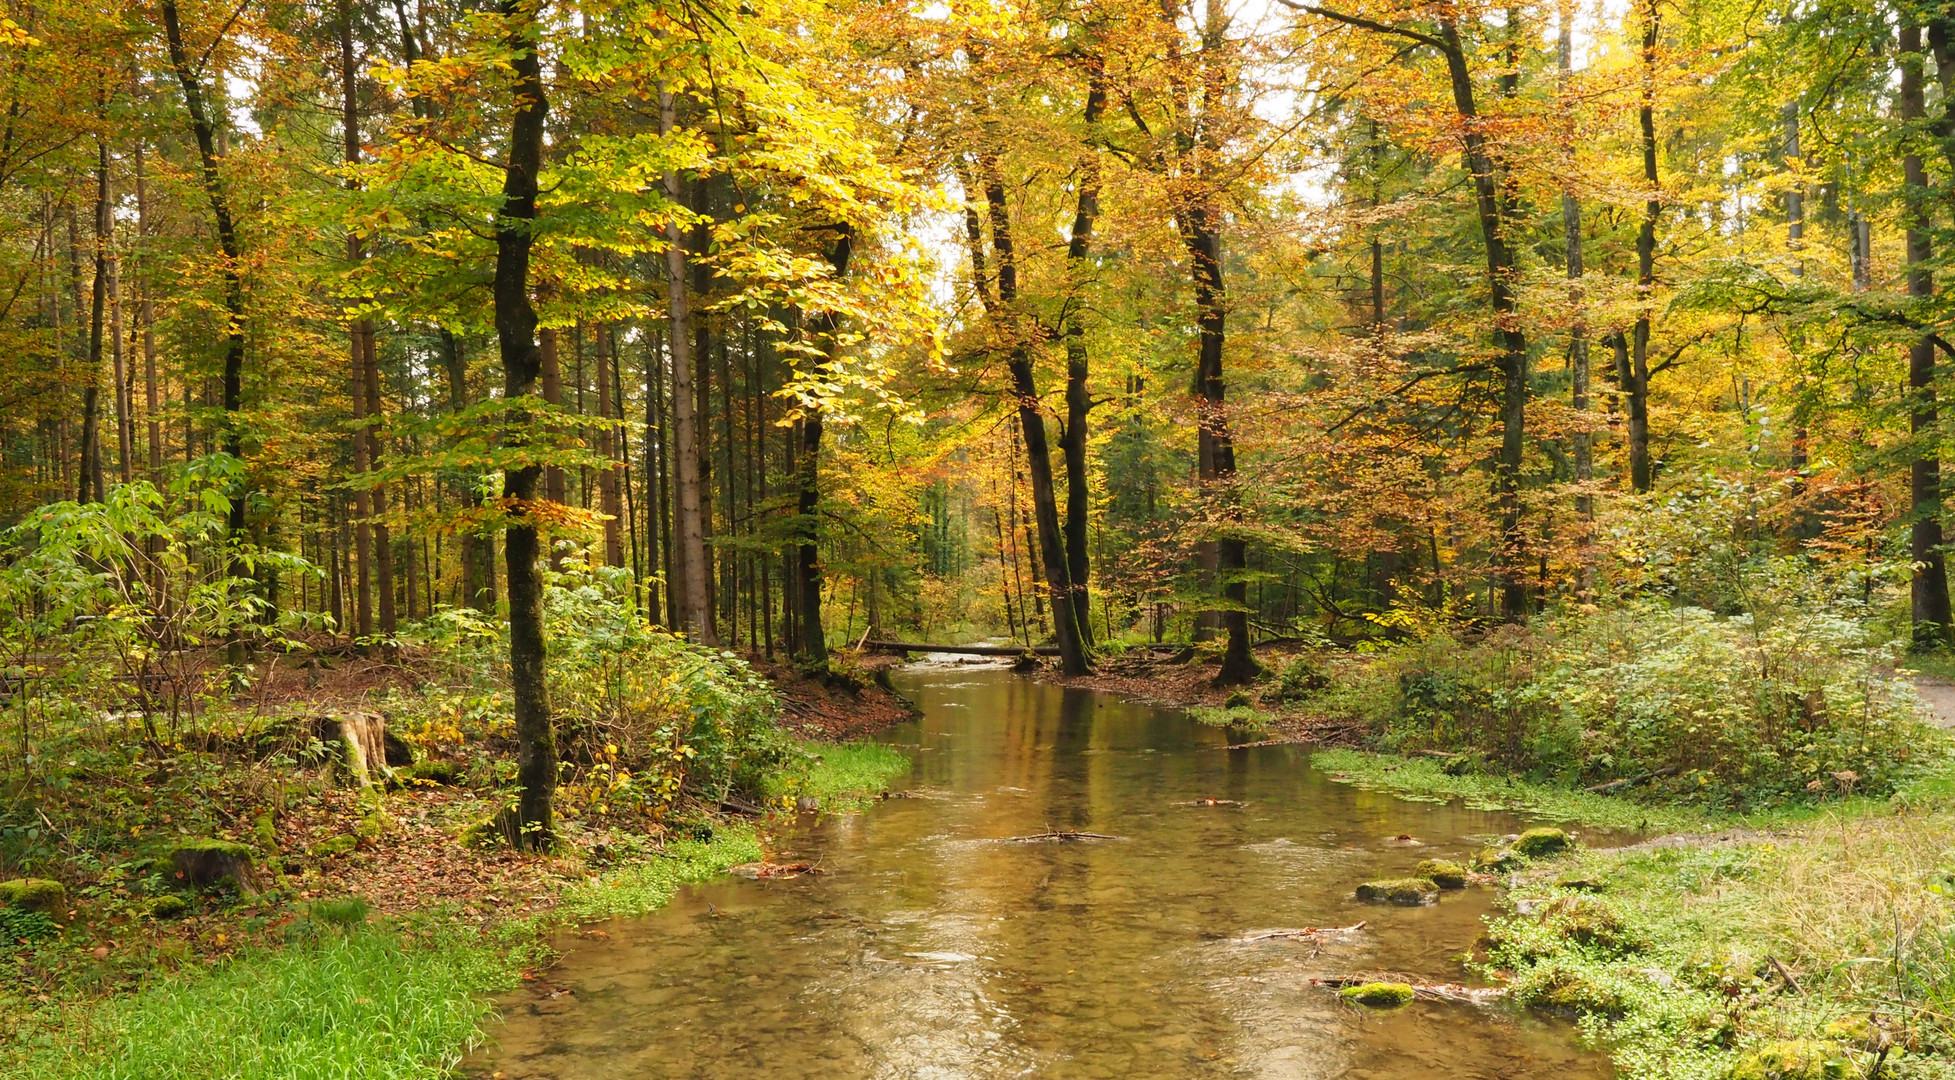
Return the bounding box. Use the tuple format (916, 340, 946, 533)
(754, 655, 919, 740)
(1035, 643, 1372, 746)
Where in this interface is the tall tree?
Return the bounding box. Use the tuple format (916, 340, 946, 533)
(1901, 15, 1951, 644)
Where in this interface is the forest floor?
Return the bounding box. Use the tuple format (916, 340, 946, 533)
(0, 648, 916, 1079)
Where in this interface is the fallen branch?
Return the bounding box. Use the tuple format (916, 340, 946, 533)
(1219, 738, 1305, 750)
(1766, 954, 1804, 995)
(1173, 798, 1244, 806)
(997, 830, 1122, 842)
(1238, 921, 1366, 942)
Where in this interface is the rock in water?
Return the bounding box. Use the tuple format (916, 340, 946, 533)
(1338, 982, 1416, 1007)
(169, 838, 258, 893)
(1513, 828, 1573, 858)
(0, 878, 66, 913)
(1414, 859, 1468, 889)
(1355, 877, 1439, 905)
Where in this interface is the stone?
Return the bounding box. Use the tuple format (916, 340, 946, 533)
(1338, 982, 1415, 1007)
(1728, 1040, 1850, 1080)
(1355, 877, 1439, 905)
(1512, 828, 1573, 859)
(168, 838, 258, 893)
(0, 878, 65, 913)
(1414, 859, 1468, 889)
(1473, 846, 1521, 872)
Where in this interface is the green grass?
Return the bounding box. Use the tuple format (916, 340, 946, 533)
(1482, 811, 1955, 1080)
(789, 739, 912, 811)
(1309, 748, 1722, 832)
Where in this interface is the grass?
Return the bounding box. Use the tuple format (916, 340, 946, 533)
(1483, 808, 1955, 1080)
(786, 739, 912, 811)
(0, 750, 911, 1080)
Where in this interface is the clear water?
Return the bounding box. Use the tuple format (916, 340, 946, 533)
(469, 667, 1612, 1079)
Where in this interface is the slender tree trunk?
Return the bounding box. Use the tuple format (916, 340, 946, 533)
(491, 0, 554, 849)
(364, 326, 398, 637)
(1627, 1, 1659, 495)
(1784, 103, 1809, 472)
(1903, 19, 1952, 645)
(80, 135, 109, 502)
(338, 8, 374, 640)
(981, 158, 1088, 675)
(162, 0, 247, 577)
(793, 232, 853, 667)
(596, 323, 624, 566)
(1558, 5, 1591, 529)
(661, 89, 714, 642)
(135, 144, 162, 485)
(1060, 72, 1105, 649)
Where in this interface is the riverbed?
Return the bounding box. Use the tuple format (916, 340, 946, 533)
(468, 665, 1611, 1079)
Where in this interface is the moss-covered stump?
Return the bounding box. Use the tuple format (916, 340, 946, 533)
(147, 895, 189, 920)
(0, 877, 66, 913)
(169, 838, 258, 893)
(1512, 827, 1573, 858)
(1338, 982, 1415, 1007)
(1727, 1040, 1850, 1080)
(1355, 877, 1439, 905)
(1414, 859, 1468, 889)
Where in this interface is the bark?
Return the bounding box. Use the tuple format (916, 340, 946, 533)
(1784, 103, 1808, 471)
(339, 8, 373, 639)
(136, 144, 161, 484)
(1558, 6, 1591, 526)
(80, 135, 108, 502)
(161, 0, 246, 557)
(363, 298, 397, 638)
(1903, 19, 1952, 645)
(1060, 71, 1105, 650)
(1626, 1, 1658, 495)
(977, 156, 1089, 675)
(794, 232, 853, 666)
(491, 0, 554, 850)
(596, 323, 624, 566)
(660, 89, 713, 642)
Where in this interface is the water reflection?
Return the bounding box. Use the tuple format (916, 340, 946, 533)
(468, 668, 1610, 1079)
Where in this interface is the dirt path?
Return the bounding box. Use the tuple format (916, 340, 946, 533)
(1913, 676, 1955, 728)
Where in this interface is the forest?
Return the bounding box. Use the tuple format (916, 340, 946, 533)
(4, 0, 1955, 1077)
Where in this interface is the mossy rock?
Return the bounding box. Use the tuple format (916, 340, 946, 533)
(168, 838, 258, 893)
(1728, 1040, 1850, 1080)
(1553, 873, 1608, 892)
(308, 835, 357, 859)
(1529, 968, 1628, 1019)
(1473, 846, 1521, 872)
(1512, 828, 1572, 859)
(0, 878, 66, 913)
(1339, 982, 1415, 1008)
(147, 895, 189, 920)
(1356, 877, 1439, 905)
(1414, 859, 1468, 889)
(1542, 896, 1641, 955)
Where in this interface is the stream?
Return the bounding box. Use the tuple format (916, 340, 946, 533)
(467, 664, 1613, 1079)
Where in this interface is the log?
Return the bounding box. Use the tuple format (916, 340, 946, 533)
(864, 640, 1060, 657)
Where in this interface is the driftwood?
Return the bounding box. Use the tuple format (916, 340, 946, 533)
(1173, 798, 1244, 806)
(726, 861, 822, 880)
(997, 830, 1122, 842)
(1312, 976, 1508, 1005)
(1219, 738, 1304, 750)
(1237, 921, 1366, 942)
(864, 640, 1060, 657)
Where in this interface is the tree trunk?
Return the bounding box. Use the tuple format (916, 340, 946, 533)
(135, 144, 162, 485)
(363, 324, 397, 637)
(80, 135, 109, 503)
(1903, 19, 1952, 645)
(660, 90, 714, 642)
(793, 232, 854, 667)
(1060, 72, 1105, 649)
(1558, 6, 1591, 530)
(980, 157, 1089, 675)
(491, 0, 555, 850)
(1627, 1, 1659, 495)
(338, 8, 373, 640)
(163, 0, 250, 664)
(596, 323, 624, 567)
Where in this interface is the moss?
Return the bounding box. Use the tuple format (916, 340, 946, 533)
(1338, 982, 1416, 1007)
(1553, 873, 1607, 892)
(457, 816, 503, 850)
(252, 813, 277, 851)
(1728, 1040, 1850, 1080)
(170, 837, 253, 859)
(168, 838, 257, 892)
(1355, 877, 1439, 905)
(1513, 827, 1573, 858)
(1474, 846, 1521, 871)
(147, 895, 189, 920)
(307, 835, 357, 859)
(0, 877, 67, 913)
(355, 812, 387, 843)
(1820, 1017, 1870, 1044)
(398, 760, 462, 787)
(1542, 895, 1641, 955)
(1414, 859, 1468, 889)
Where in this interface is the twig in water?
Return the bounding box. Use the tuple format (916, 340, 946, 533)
(1238, 921, 1366, 942)
(998, 830, 1122, 842)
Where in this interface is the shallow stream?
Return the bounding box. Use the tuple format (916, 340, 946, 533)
(469, 665, 1612, 1079)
